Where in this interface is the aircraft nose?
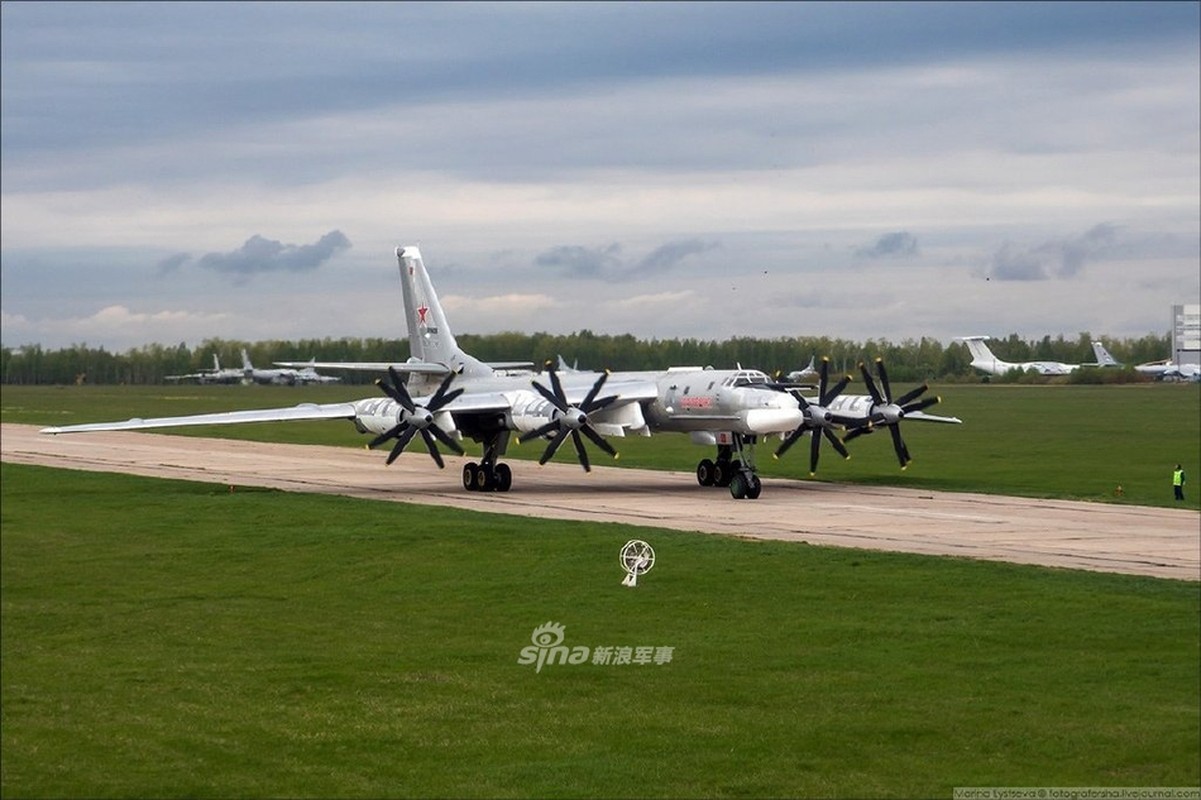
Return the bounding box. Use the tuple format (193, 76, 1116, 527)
(744, 406, 805, 434)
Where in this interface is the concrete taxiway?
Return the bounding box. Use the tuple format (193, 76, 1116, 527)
(3, 423, 1198, 581)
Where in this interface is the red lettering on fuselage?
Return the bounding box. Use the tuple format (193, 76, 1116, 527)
(679, 395, 713, 409)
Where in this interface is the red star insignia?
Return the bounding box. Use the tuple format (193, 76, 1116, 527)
(417, 305, 429, 324)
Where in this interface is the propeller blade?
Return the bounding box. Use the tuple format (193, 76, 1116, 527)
(419, 429, 445, 469)
(579, 370, 610, 411)
(894, 383, 928, 408)
(571, 430, 591, 472)
(427, 373, 464, 411)
(519, 419, 561, 444)
(368, 423, 405, 450)
(531, 379, 569, 413)
(817, 358, 830, 404)
(385, 426, 418, 465)
(821, 374, 852, 407)
(843, 423, 873, 444)
(809, 430, 822, 475)
(426, 423, 465, 455)
(579, 424, 618, 458)
(874, 357, 892, 400)
(548, 366, 568, 406)
(888, 425, 911, 468)
(903, 396, 941, 414)
(539, 428, 571, 465)
(822, 426, 850, 459)
(583, 393, 619, 414)
(858, 362, 885, 405)
(775, 426, 806, 458)
(381, 367, 416, 412)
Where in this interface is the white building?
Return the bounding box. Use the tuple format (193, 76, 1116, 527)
(1172, 304, 1200, 366)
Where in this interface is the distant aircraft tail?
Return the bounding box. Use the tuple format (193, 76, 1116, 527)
(396, 246, 491, 379)
(1091, 341, 1121, 367)
(241, 348, 254, 371)
(956, 335, 1007, 374)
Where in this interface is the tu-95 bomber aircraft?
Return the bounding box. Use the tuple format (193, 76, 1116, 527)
(42, 246, 961, 499)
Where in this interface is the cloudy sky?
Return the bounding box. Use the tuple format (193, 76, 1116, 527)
(3, 2, 1198, 351)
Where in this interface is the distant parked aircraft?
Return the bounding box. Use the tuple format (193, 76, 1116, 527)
(165, 354, 245, 384)
(956, 336, 1083, 376)
(1134, 359, 1201, 381)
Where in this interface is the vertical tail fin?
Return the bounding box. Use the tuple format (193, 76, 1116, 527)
(396, 246, 491, 378)
(956, 336, 1007, 374)
(1091, 341, 1120, 367)
(241, 348, 254, 371)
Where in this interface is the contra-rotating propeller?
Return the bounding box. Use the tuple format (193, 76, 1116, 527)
(774, 356, 855, 475)
(368, 367, 465, 468)
(843, 357, 942, 468)
(518, 364, 619, 472)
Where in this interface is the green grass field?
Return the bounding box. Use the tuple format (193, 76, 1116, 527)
(3, 382, 1199, 509)
(2, 463, 1197, 798)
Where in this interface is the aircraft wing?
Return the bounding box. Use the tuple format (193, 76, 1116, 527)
(273, 360, 535, 374)
(40, 402, 358, 434)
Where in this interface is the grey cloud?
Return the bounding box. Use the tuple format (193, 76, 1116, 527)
(535, 243, 623, 278)
(636, 239, 721, 274)
(856, 231, 919, 259)
(195, 231, 351, 277)
(535, 239, 718, 281)
(988, 223, 1120, 282)
(990, 242, 1049, 281)
(155, 252, 191, 275)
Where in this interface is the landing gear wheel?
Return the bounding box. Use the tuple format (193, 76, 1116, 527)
(729, 472, 747, 499)
(463, 462, 479, 491)
(474, 465, 493, 491)
(494, 463, 513, 492)
(696, 458, 716, 487)
(746, 474, 762, 500)
(713, 460, 733, 487)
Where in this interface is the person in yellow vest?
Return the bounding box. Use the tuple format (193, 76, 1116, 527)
(1172, 464, 1186, 501)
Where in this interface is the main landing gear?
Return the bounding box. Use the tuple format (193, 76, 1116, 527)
(695, 434, 762, 500)
(462, 431, 513, 492)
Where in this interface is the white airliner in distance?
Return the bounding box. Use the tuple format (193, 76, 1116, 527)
(42, 246, 961, 499)
(956, 335, 1115, 376)
(1134, 359, 1201, 381)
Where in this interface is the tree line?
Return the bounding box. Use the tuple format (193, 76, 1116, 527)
(0, 331, 1172, 386)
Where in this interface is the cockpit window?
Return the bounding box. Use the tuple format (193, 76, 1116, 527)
(722, 370, 771, 388)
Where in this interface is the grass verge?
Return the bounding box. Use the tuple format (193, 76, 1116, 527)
(3, 463, 1198, 797)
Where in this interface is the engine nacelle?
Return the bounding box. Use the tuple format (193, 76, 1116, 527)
(507, 391, 561, 436)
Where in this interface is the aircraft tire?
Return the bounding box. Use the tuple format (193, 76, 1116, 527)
(696, 459, 716, 486)
(746, 474, 762, 500)
(463, 462, 479, 491)
(494, 463, 513, 492)
(729, 472, 747, 500)
(474, 466, 493, 491)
